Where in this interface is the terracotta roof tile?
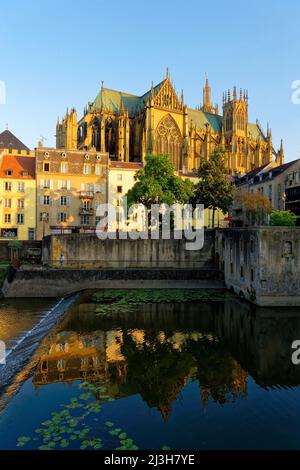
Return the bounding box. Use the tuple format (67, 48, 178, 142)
(0, 154, 35, 179)
(109, 161, 143, 170)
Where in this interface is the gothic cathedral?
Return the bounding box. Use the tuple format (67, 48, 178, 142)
(56, 70, 284, 175)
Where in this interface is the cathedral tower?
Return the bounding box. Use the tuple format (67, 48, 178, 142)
(222, 87, 249, 172)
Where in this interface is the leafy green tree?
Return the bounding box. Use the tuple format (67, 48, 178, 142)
(126, 155, 194, 209)
(269, 210, 297, 226)
(193, 147, 234, 227)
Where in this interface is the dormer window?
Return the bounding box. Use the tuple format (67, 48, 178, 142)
(6, 169, 13, 176)
(22, 170, 28, 177)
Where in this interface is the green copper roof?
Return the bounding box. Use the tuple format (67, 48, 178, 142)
(188, 108, 223, 133)
(247, 123, 265, 140)
(92, 80, 166, 116)
(92, 88, 141, 115)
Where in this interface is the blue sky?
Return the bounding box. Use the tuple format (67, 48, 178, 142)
(1, 0, 300, 161)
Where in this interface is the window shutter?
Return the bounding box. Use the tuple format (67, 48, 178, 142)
(81, 183, 85, 191)
(40, 179, 44, 189)
(50, 180, 54, 190)
(67, 180, 71, 190)
(40, 196, 43, 205)
(67, 196, 71, 206)
(58, 180, 62, 190)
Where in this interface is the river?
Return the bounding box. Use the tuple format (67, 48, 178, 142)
(0, 294, 300, 450)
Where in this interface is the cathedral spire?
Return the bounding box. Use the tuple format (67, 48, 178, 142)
(201, 75, 214, 113)
(276, 139, 284, 165)
(233, 86, 237, 100)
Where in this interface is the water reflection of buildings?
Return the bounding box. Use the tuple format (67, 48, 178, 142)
(34, 330, 127, 397)
(33, 325, 249, 417)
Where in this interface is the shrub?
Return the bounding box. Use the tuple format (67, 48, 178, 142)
(269, 210, 297, 226)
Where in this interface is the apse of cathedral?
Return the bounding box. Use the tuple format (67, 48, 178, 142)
(56, 70, 284, 175)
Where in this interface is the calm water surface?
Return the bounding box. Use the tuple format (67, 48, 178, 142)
(1, 296, 300, 450)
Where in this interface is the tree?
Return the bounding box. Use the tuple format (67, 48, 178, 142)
(235, 191, 272, 225)
(193, 147, 234, 227)
(126, 154, 194, 209)
(269, 210, 297, 226)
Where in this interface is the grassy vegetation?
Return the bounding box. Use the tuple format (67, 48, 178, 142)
(92, 289, 233, 317)
(93, 288, 233, 305)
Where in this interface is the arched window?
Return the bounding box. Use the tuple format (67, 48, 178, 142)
(155, 115, 183, 170)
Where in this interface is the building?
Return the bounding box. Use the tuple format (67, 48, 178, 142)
(285, 165, 300, 224)
(0, 152, 36, 240)
(108, 161, 143, 231)
(56, 70, 284, 175)
(0, 129, 34, 157)
(233, 158, 300, 225)
(35, 148, 109, 239)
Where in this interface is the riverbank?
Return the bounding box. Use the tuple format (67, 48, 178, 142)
(2, 267, 225, 298)
(0, 293, 80, 397)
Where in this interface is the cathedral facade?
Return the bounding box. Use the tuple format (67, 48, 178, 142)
(56, 70, 284, 175)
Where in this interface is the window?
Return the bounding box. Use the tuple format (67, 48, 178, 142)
(6, 169, 13, 176)
(57, 359, 65, 371)
(58, 179, 70, 190)
(83, 200, 91, 210)
(59, 213, 67, 222)
(4, 214, 11, 223)
(60, 196, 67, 206)
(43, 163, 50, 172)
(117, 174, 122, 181)
(251, 268, 254, 282)
(250, 238, 254, 253)
(4, 199, 11, 208)
(240, 239, 243, 251)
(117, 185, 122, 194)
(18, 182, 25, 192)
(39, 212, 49, 222)
(81, 215, 90, 225)
(5, 182, 12, 191)
(95, 164, 101, 175)
(22, 171, 28, 177)
(28, 228, 35, 241)
(17, 213, 24, 224)
(230, 263, 233, 274)
(268, 184, 272, 203)
(83, 164, 90, 175)
(61, 163, 68, 173)
(43, 195, 51, 205)
(18, 199, 24, 209)
(240, 266, 244, 279)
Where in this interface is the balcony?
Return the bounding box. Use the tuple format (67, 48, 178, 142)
(79, 191, 94, 199)
(79, 208, 94, 216)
